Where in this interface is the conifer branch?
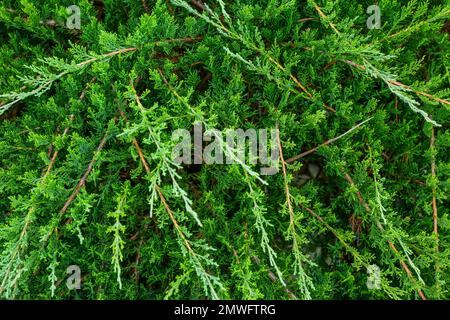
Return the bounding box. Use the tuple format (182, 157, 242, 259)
(382, 9, 450, 41)
(250, 255, 298, 300)
(310, 1, 340, 35)
(245, 175, 287, 290)
(342, 171, 427, 300)
(172, 0, 336, 113)
(430, 125, 439, 249)
(309, 1, 445, 126)
(45, 78, 95, 174)
(107, 184, 129, 290)
(285, 117, 373, 164)
(0, 81, 93, 297)
(0, 48, 136, 116)
(156, 68, 267, 185)
(120, 108, 224, 299)
(299, 204, 403, 299)
(276, 125, 315, 299)
(276, 126, 294, 226)
(1, 0, 447, 300)
(60, 130, 111, 215)
(342, 60, 450, 107)
(0, 36, 203, 117)
(43, 118, 116, 243)
(157, 186, 223, 299)
(129, 80, 203, 226)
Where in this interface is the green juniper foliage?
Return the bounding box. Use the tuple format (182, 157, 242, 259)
(0, 0, 449, 299)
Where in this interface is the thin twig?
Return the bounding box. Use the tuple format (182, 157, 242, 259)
(250, 255, 298, 299)
(154, 35, 203, 46)
(286, 117, 373, 163)
(133, 223, 149, 287)
(165, 0, 174, 14)
(305, 6, 449, 109)
(45, 114, 74, 176)
(1, 37, 204, 114)
(383, 10, 450, 41)
(120, 101, 219, 298)
(118, 109, 150, 286)
(59, 130, 111, 214)
(2, 117, 113, 294)
(342, 60, 450, 106)
(44, 118, 116, 242)
(190, 0, 205, 12)
(45, 77, 96, 173)
(430, 125, 439, 247)
(298, 17, 316, 23)
(141, 0, 151, 13)
(267, 56, 336, 113)
(342, 171, 427, 300)
(0, 81, 95, 290)
(311, 1, 341, 35)
(276, 124, 313, 299)
(276, 124, 294, 226)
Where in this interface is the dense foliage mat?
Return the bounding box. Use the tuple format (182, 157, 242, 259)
(0, 0, 449, 299)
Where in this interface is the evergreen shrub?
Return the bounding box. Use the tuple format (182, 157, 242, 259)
(0, 0, 449, 300)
